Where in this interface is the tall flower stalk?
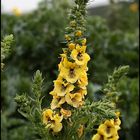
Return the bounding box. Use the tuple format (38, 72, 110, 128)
(14, 0, 130, 139)
(42, 0, 90, 133)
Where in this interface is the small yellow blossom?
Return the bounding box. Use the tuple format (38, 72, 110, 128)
(60, 59, 83, 83)
(104, 120, 115, 127)
(60, 108, 72, 119)
(114, 118, 121, 130)
(81, 38, 87, 45)
(71, 45, 90, 65)
(12, 7, 21, 16)
(42, 109, 63, 133)
(77, 72, 88, 89)
(68, 43, 76, 50)
(42, 109, 53, 124)
(51, 114, 63, 133)
(65, 92, 84, 108)
(75, 30, 82, 37)
(98, 124, 117, 138)
(65, 35, 71, 41)
(115, 112, 120, 117)
(114, 112, 121, 130)
(77, 125, 84, 138)
(129, 3, 138, 13)
(53, 76, 74, 96)
(51, 96, 65, 109)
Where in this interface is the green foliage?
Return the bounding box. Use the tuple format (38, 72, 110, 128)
(69, 99, 116, 140)
(117, 77, 139, 140)
(103, 66, 130, 99)
(1, 34, 13, 69)
(15, 70, 43, 122)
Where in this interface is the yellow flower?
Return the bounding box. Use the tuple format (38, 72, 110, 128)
(71, 45, 90, 65)
(12, 7, 21, 16)
(77, 72, 88, 89)
(50, 114, 63, 133)
(113, 117, 121, 130)
(92, 134, 107, 140)
(104, 120, 114, 127)
(98, 124, 117, 138)
(65, 35, 71, 41)
(42, 109, 63, 133)
(81, 38, 87, 45)
(60, 108, 72, 119)
(75, 30, 82, 37)
(53, 76, 74, 96)
(58, 54, 67, 71)
(65, 92, 83, 108)
(42, 109, 53, 124)
(114, 118, 121, 128)
(115, 112, 120, 117)
(77, 125, 84, 138)
(51, 96, 65, 109)
(129, 3, 138, 13)
(68, 43, 76, 50)
(104, 112, 121, 130)
(60, 59, 83, 83)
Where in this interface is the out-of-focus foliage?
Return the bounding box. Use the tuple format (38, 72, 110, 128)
(1, 34, 13, 69)
(1, 0, 139, 140)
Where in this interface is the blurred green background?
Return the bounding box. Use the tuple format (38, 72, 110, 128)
(1, 0, 139, 140)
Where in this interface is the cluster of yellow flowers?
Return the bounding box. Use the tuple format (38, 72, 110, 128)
(42, 28, 90, 133)
(92, 112, 121, 140)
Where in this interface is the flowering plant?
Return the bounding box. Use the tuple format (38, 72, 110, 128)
(15, 0, 129, 139)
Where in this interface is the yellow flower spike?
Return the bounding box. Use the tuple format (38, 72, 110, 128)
(12, 7, 22, 16)
(51, 96, 65, 110)
(92, 133, 107, 140)
(77, 125, 84, 138)
(129, 3, 138, 13)
(65, 92, 84, 108)
(75, 30, 82, 37)
(65, 35, 71, 41)
(81, 38, 87, 46)
(60, 108, 72, 119)
(53, 76, 75, 96)
(71, 45, 90, 65)
(97, 124, 117, 138)
(68, 43, 76, 50)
